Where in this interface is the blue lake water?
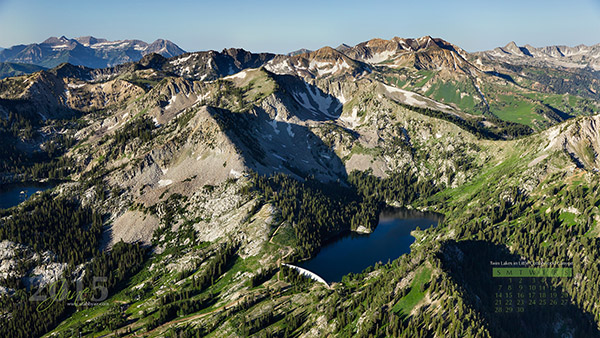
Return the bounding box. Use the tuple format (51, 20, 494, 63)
(0, 182, 56, 209)
(298, 208, 442, 283)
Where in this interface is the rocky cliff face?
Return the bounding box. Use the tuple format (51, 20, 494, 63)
(265, 46, 370, 79)
(545, 115, 600, 171)
(344, 36, 471, 71)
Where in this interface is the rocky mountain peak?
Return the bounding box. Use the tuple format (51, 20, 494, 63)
(335, 43, 352, 52)
(222, 48, 251, 59)
(48, 62, 92, 80)
(500, 41, 531, 56)
(287, 48, 312, 56)
(311, 46, 342, 58)
(503, 41, 519, 51)
(138, 53, 168, 69)
(340, 36, 471, 73)
(74, 36, 107, 46)
(302, 46, 356, 64)
(42, 36, 74, 45)
(417, 35, 435, 46)
(480, 41, 600, 71)
(147, 39, 185, 57)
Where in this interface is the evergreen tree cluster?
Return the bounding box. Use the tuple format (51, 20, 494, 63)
(0, 242, 146, 338)
(107, 117, 155, 160)
(250, 267, 277, 288)
(0, 192, 102, 265)
(441, 182, 600, 335)
(251, 170, 439, 258)
(191, 242, 238, 291)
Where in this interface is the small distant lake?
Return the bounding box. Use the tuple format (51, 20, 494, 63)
(0, 182, 57, 209)
(298, 208, 443, 283)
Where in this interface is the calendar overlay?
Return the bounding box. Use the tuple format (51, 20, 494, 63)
(491, 261, 573, 314)
(492, 267, 572, 278)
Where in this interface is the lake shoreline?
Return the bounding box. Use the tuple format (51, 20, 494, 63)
(0, 181, 60, 209)
(297, 207, 442, 283)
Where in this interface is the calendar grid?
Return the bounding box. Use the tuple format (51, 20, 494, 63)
(491, 262, 573, 314)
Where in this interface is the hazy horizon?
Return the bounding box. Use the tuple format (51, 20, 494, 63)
(0, 0, 599, 54)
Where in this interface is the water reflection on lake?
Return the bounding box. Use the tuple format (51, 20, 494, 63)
(0, 182, 56, 209)
(298, 208, 442, 283)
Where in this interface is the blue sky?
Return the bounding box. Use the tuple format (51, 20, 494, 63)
(0, 0, 599, 53)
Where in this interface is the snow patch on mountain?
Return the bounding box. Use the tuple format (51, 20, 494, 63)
(383, 84, 421, 105)
(166, 95, 177, 109)
(305, 83, 336, 115)
(224, 70, 248, 80)
(67, 83, 86, 89)
(170, 55, 192, 66)
(268, 119, 280, 134)
(382, 84, 454, 112)
(366, 50, 396, 63)
(272, 153, 286, 162)
(291, 83, 341, 119)
(265, 59, 294, 74)
(309, 60, 351, 76)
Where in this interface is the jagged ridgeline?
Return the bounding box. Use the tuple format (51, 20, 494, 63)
(0, 36, 599, 337)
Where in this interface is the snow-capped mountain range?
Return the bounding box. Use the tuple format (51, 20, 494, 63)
(0, 36, 185, 69)
(475, 41, 600, 70)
